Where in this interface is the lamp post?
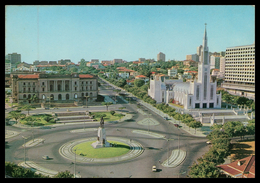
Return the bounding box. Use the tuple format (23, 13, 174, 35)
(22, 136, 30, 164)
(164, 137, 174, 165)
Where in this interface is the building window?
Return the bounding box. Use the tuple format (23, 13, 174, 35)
(75, 81, 77, 85)
(195, 103, 200, 108)
(42, 87, 45, 92)
(86, 86, 88, 90)
(90, 81, 92, 84)
(196, 85, 200, 100)
(75, 87, 77, 91)
(66, 94, 69, 100)
(42, 82, 44, 85)
(209, 103, 214, 108)
(189, 97, 192, 106)
(90, 86, 92, 90)
(203, 103, 207, 108)
(23, 88, 26, 92)
(204, 73, 207, 100)
(86, 81, 88, 84)
(42, 94, 45, 99)
(28, 88, 30, 92)
(74, 93, 78, 99)
(217, 96, 219, 105)
(210, 85, 214, 100)
(23, 94, 26, 99)
(33, 88, 35, 92)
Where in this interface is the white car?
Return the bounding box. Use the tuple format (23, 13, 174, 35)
(152, 166, 157, 172)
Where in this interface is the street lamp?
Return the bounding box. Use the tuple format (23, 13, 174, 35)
(22, 136, 30, 164)
(164, 137, 174, 165)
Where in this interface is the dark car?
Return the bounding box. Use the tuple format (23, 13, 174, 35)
(173, 124, 179, 127)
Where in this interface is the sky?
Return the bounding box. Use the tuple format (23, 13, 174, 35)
(5, 5, 255, 64)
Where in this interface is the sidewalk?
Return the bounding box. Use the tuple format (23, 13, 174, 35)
(139, 100, 208, 137)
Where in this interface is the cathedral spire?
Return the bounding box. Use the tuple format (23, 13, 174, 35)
(203, 23, 207, 48)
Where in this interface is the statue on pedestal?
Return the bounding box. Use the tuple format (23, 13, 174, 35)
(91, 116, 110, 148)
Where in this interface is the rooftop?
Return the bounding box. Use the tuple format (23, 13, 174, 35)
(217, 155, 255, 178)
(17, 74, 39, 79)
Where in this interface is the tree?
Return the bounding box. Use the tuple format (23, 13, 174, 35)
(188, 159, 220, 178)
(246, 119, 255, 136)
(19, 104, 35, 115)
(53, 170, 74, 178)
(7, 111, 26, 124)
(5, 161, 49, 178)
(134, 79, 145, 87)
(101, 102, 113, 111)
(188, 121, 202, 133)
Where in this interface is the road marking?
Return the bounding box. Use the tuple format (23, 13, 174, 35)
(132, 130, 165, 139)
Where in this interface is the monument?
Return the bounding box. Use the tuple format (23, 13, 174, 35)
(91, 117, 111, 148)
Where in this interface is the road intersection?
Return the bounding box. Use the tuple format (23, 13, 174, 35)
(5, 81, 210, 178)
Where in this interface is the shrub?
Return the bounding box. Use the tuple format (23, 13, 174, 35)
(110, 111, 115, 116)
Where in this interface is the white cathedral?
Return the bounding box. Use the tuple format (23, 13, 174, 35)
(148, 25, 222, 109)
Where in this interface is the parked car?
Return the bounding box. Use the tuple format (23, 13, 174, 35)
(152, 165, 157, 172)
(206, 141, 212, 145)
(163, 117, 168, 120)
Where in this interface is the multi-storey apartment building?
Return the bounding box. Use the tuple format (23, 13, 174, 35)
(157, 52, 165, 61)
(11, 73, 98, 103)
(6, 53, 21, 64)
(221, 43, 255, 100)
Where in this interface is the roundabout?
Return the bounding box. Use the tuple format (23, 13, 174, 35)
(59, 137, 144, 164)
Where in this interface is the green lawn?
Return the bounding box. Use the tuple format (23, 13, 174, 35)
(73, 140, 130, 158)
(92, 112, 124, 122)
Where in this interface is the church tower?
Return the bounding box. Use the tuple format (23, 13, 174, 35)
(197, 24, 211, 103)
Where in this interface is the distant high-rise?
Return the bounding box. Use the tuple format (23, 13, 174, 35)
(157, 52, 165, 61)
(7, 53, 21, 64)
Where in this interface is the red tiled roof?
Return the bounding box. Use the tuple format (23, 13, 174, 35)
(79, 74, 94, 78)
(118, 68, 134, 72)
(135, 75, 147, 78)
(18, 74, 39, 79)
(36, 64, 66, 67)
(217, 155, 255, 178)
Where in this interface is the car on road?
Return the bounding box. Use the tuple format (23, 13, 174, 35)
(152, 165, 157, 172)
(206, 141, 212, 145)
(173, 124, 179, 127)
(42, 155, 50, 160)
(163, 117, 168, 120)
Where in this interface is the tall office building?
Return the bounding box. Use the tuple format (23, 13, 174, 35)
(157, 52, 165, 61)
(6, 53, 21, 64)
(221, 43, 255, 100)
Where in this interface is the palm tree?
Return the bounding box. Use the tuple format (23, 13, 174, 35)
(101, 102, 113, 111)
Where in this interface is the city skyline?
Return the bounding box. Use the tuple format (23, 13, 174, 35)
(5, 5, 255, 63)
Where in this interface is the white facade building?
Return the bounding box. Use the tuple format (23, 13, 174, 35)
(148, 25, 221, 109)
(221, 43, 255, 100)
(168, 68, 178, 77)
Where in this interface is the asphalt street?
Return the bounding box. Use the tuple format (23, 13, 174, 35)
(5, 82, 209, 178)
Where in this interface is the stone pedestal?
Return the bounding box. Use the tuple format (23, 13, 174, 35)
(91, 127, 110, 148)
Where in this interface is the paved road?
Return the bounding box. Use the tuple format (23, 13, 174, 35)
(5, 83, 209, 178)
